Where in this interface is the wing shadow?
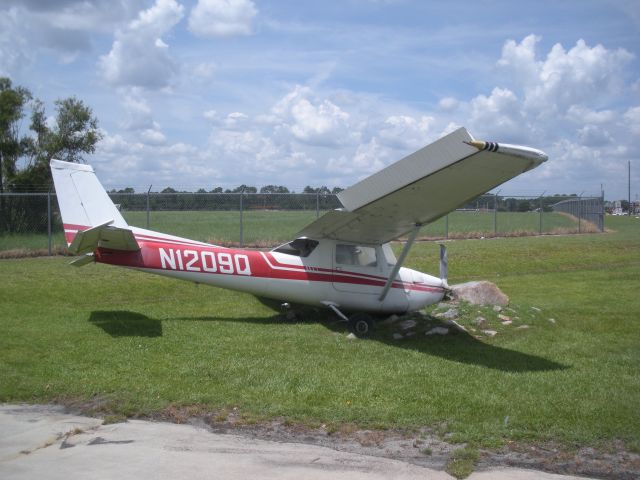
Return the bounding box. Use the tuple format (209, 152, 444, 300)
(373, 331, 568, 373)
(89, 310, 163, 337)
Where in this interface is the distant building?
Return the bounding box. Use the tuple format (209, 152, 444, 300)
(612, 200, 624, 215)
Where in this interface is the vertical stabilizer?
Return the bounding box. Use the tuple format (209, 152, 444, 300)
(50, 159, 128, 245)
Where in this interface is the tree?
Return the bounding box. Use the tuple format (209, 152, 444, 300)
(14, 96, 102, 189)
(0, 77, 32, 193)
(260, 185, 290, 193)
(0, 78, 32, 231)
(227, 184, 257, 193)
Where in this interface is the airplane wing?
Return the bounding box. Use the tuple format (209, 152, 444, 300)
(296, 127, 547, 244)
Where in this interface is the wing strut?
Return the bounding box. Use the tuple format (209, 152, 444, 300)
(378, 224, 421, 302)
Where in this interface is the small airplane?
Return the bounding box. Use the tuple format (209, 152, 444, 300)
(51, 127, 547, 337)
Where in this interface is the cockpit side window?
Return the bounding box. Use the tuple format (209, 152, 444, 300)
(335, 244, 377, 267)
(273, 238, 319, 257)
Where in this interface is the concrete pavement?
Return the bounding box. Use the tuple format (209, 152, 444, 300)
(0, 404, 593, 480)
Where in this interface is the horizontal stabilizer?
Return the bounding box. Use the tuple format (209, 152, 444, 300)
(68, 220, 140, 255)
(69, 254, 95, 267)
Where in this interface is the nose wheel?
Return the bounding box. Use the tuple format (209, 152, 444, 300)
(324, 303, 375, 338)
(348, 313, 375, 338)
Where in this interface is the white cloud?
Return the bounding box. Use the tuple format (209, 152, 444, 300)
(188, 0, 257, 37)
(577, 125, 613, 147)
(624, 106, 640, 134)
(192, 62, 216, 80)
(272, 86, 357, 147)
(438, 97, 459, 112)
(0, 1, 145, 72)
(497, 35, 634, 117)
(469, 87, 527, 140)
(140, 128, 167, 145)
(99, 0, 184, 89)
(120, 90, 155, 130)
(566, 105, 615, 125)
(377, 115, 435, 150)
(0, 9, 31, 75)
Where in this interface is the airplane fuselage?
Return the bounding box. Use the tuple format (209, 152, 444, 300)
(75, 225, 446, 315)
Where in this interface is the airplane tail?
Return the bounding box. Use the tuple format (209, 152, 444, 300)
(50, 159, 130, 249)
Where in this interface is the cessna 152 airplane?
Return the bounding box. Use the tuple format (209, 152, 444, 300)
(51, 127, 547, 337)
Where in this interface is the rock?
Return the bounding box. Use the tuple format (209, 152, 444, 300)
(392, 333, 404, 340)
(445, 320, 467, 333)
(498, 314, 512, 322)
(346, 333, 357, 340)
(501, 320, 513, 326)
(399, 319, 417, 330)
(516, 325, 530, 330)
(425, 327, 449, 336)
(405, 331, 416, 337)
(548, 318, 556, 324)
(472, 316, 488, 328)
(450, 281, 509, 306)
(493, 305, 503, 312)
(381, 314, 400, 326)
(482, 330, 498, 337)
(435, 308, 459, 320)
(531, 306, 541, 312)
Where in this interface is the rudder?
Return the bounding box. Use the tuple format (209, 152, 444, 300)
(50, 159, 128, 246)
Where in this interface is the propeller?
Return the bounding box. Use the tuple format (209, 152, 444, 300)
(439, 244, 449, 289)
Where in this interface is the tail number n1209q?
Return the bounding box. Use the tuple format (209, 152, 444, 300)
(159, 248, 251, 276)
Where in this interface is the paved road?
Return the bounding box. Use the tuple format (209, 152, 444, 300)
(0, 404, 592, 480)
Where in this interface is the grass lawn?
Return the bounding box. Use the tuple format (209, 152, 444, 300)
(0, 216, 638, 452)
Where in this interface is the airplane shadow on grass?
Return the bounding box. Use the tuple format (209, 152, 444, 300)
(172, 309, 568, 374)
(89, 311, 162, 338)
(88, 308, 567, 373)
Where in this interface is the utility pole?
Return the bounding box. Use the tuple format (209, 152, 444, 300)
(629, 161, 631, 216)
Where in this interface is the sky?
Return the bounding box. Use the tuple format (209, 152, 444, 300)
(1, 0, 639, 200)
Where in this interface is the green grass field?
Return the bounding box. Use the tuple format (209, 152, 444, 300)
(0, 209, 585, 253)
(0, 216, 638, 454)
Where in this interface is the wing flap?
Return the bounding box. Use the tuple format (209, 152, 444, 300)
(337, 127, 474, 211)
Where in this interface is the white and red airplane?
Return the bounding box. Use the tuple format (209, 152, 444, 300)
(51, 127, 547, 337)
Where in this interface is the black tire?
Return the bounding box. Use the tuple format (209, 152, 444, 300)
(348, 313, 374, 338)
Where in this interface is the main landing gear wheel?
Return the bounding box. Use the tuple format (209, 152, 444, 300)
(348, 313, 375, 338)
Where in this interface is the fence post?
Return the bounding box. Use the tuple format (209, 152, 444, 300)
(47, 187, 52, 256)
(239, 189, 244, 247)
(316, 191, 320, 218)
(600, 191, 605, 232)
(494, 193, 498, 235)
(146, 185, 152, 229)
(445, 214, 449, 239)
(539, 196, 543, 235)
(578, 196, 582, 234)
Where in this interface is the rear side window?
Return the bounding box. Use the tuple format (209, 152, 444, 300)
(273, 238, 319, 257)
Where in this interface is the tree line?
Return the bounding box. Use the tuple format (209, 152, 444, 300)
(111, 185, 345, 194)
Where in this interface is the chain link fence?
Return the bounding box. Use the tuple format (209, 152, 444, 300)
(0, 192, 604, 256)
